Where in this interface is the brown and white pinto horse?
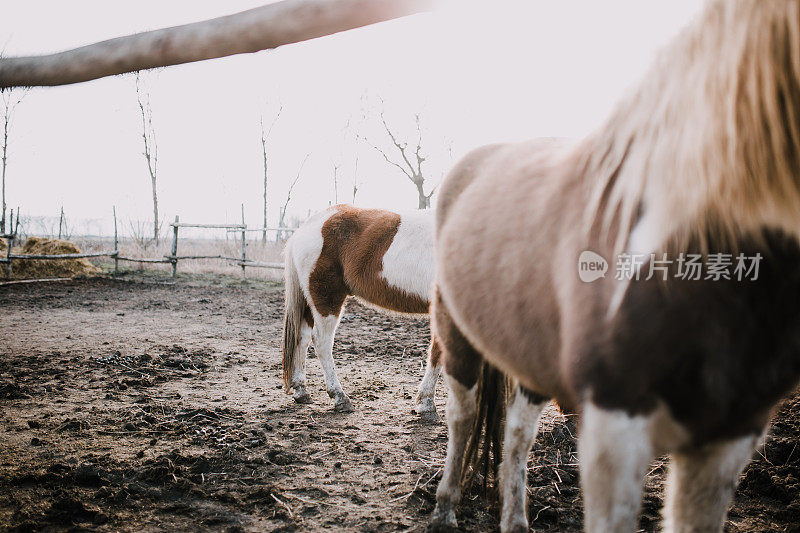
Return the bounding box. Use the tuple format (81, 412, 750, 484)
(431, 1, 800, 532)
(282, 204, 441, 415)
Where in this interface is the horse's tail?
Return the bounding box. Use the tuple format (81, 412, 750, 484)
(461, 360, 509, 501)
(282, 238, 309, 392)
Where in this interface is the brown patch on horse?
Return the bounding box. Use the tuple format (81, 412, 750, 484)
(572, 229, 800, 445)
(429, 335, 442, 369)
(303, 304, 314, 328)
(309, 205, 429, 317)
(432, 287, 482, 390)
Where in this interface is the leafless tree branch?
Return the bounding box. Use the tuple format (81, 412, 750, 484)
(279, 152, 311, 236)
(0, 0, 437, 88)
(0, 59, 28, 233)
(368, 98, 439, 208)
(261, 104, 282, 241)
(135, 72, 160, 244)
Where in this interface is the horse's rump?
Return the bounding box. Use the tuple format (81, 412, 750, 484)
(311, 205, 432, 315)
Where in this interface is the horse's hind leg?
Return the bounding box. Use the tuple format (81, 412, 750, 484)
(312, 309, 354, 412)
(431, 292, 482, 528)
(290, 319, 313, 403)
(579, 402, 654, 533)
(415, 335, 442, 421)
(432, 374, 477, 528)
(499, 385, 547, 533)
(662, 435, 757, 533)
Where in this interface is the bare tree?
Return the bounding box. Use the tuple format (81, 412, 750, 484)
(333, 117, 355, 205)
(128, 218, 157, 257)
(57, 206, 72, 240)
(368, 104, 436, 209)
(279, 153, 311, 239)
(1, 82, 27, 234)
(260, 104, 282, 242)
(351, 156, 359, 203)
(135, 72, 160, 245)
(347, 103, 367, 205)
(333, 162, 340, 204)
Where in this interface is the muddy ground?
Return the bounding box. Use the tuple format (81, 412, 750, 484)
(0, 274, 798, 532)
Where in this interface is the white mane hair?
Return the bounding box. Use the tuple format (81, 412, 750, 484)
(582, 0, 800, 255)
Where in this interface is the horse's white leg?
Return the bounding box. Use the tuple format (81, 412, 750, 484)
(579, 402, 654, 533)
(415, 337, 441, 419)
(662, 435, 758, 533)
(431, 375, 477, 528)
(312, 312, 353, 412)
(499, 386, 546, 533)
(290, 321, 313, 403)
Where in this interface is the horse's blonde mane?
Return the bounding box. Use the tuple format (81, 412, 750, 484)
(582, 0, 800, 254)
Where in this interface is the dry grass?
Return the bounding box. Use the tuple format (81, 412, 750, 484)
(2, 237, 101, 280)
(73, 235, 286, 281)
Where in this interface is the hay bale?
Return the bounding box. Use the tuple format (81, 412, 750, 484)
(9, 237, 101, 279)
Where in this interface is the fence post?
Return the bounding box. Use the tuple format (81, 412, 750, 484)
(58, 206, 64, 239)
(113, 206, 119, 276)
(4, 238, 10, 279)
(171, 215, 179, 278)
(240, 204, 246, 278)
(5, 210, 12, 279)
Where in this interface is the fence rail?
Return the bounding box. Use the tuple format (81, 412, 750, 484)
(2, 251, 116, 261)
(2, 205, 297, 280)
(173, 223, 246, 229)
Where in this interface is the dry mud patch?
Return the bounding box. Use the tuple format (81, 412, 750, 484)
(0, 276, 797, 531)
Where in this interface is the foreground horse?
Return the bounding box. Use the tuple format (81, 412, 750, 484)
(431, 1, 800, 531)
(282, 204, 440, 415)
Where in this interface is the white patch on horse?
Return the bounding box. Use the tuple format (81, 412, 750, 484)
(579, 402, 655, 533)
(381, 209, 435, 301)
(579, 400, 692, 532)
(662, 435, 758, 532)
(499, 386, 546, 532)
(288, 208, 331, 306)
(607, 210, 661, 321)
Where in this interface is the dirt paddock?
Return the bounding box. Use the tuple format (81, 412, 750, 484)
(0, 275, 798, 532)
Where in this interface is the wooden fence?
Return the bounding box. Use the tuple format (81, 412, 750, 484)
(1, 207, 295, 280)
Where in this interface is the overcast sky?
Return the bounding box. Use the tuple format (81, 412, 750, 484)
(1, 0, 704, 235)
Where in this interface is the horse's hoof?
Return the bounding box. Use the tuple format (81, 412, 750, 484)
(501, 522, 529, 533)
(418, 409, 440, 424)
(429, 505, 457, 530)
(333, 396, 354, 413)
(293, 392, 312, 404)
(415, 398, 439, 422)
